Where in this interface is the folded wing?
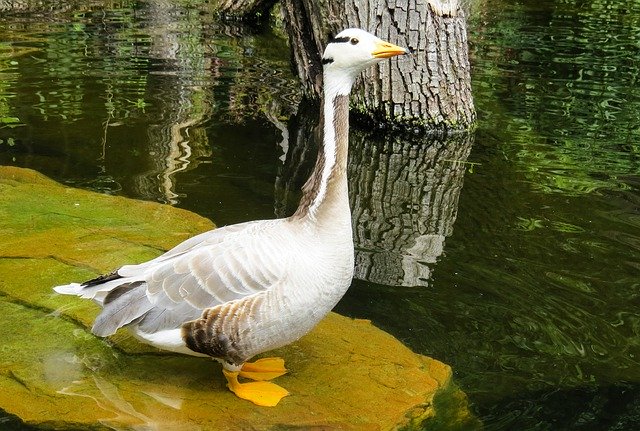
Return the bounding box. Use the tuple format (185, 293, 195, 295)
(87, 220, 291, 336)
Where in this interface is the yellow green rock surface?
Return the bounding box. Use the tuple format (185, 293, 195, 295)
(0, 166, 478, 430)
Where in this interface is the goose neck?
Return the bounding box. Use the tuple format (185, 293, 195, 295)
(291, 71, 352, 223)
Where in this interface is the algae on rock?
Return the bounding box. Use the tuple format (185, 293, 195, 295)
(0, 166, 478, 430)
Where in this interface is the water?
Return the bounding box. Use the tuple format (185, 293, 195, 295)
(1, 0, 640, 429)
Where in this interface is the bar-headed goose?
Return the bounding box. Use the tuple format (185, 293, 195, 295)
(55, 28, 407, 407)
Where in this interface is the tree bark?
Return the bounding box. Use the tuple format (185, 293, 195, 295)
(280, 0, 475, 131)
(213, 0, 278, 18)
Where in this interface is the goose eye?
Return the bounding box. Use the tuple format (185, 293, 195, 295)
(350, 37, 359, 45)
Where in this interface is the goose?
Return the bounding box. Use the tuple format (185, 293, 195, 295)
(54, 28, 407, 407)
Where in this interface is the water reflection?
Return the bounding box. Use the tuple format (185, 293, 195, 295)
(118, 1, 208, 203)
(0, 4, 299, 206)
(349, 131, 473, 287)
(45, 344, 209, 430)
(471, 0, 640, 196)
(58, 376, 198, 430)
(276, 101, 474, 287)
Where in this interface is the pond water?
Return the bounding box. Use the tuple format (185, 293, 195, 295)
(1, 0, 640, 429)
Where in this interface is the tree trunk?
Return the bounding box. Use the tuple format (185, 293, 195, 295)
(280, 0, 475, 131)
(213, 0, 278, 18)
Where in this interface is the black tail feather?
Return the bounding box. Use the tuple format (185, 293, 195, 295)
(82, 270, 122, 287)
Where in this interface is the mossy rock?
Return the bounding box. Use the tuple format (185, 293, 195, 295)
(0, 166, 478, 430)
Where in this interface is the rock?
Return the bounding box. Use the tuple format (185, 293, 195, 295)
(0, 166, 478, 430)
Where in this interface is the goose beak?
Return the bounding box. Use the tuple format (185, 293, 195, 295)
(372, 40, 408, 58)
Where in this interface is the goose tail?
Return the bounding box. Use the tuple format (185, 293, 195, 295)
(54, 272, 153, 337)
(53, 271, 138, 305)
(53, 282, 84, 295)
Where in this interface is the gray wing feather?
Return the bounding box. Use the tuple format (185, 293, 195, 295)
(143, 222, 288, 312)
(135, 302, 201, 334)
(117, 222, 255, 277)
(92, 282, 153, 337)
(90, 220, 291, 336)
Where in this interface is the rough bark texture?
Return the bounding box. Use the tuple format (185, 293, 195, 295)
(281, 0, 476, 130)
(213, 0, 278, 18)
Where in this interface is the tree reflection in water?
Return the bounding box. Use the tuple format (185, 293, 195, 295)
(275, 101, 474, 288)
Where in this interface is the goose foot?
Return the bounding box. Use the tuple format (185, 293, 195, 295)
(223, 369, 289, 407)
(239, 357, 287, 381)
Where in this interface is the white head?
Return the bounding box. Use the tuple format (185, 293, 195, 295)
(321, 28, 407, 95)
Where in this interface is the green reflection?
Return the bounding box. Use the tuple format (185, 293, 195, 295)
(471, 0, 640, 196)
(0, 2, 299, 208)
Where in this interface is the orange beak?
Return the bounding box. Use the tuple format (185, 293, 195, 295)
(372, 40, 408, 58)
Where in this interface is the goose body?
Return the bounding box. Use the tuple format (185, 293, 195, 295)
(54, 28, 407, 406)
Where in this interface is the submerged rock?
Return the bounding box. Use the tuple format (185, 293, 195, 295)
(0, 166, 478, 430)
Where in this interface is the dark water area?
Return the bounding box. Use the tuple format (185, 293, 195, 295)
(1, 0, 640, 429)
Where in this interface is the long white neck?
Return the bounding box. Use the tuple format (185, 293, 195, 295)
(292, 69, 355, 224)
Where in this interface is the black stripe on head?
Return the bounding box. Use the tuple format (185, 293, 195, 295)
(321, 57, 334, 65)
(328, 36, 351, 44)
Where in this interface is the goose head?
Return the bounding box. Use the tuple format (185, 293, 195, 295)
(321, 28, 408, 95)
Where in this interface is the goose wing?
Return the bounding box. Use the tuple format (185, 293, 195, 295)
(118, 220, 256, 275)
(93, 219, 292, 335)
(144, 220, 288, 309)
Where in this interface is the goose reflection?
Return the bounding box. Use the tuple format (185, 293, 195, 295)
(276, 102, 473, 287)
